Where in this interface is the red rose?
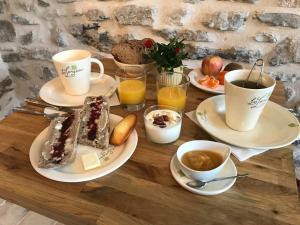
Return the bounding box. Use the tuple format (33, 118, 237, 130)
(175, 47, 180, 54)
(144, 39, 154, 48)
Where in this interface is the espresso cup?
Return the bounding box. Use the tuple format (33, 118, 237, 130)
(52, 49, 104, 95)
(224, 70, 276, 131)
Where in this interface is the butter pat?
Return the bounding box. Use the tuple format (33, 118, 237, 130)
(81, 152, 101, 170)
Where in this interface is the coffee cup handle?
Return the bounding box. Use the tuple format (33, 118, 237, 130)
(90, 58, 104, 81)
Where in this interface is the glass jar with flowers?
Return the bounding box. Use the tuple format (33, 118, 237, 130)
(144, 38, 190, 111)
(145, 38, 188, 86)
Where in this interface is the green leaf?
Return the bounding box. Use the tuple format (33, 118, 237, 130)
(197, 112, 203, 116)
(288, 123, 299, 127)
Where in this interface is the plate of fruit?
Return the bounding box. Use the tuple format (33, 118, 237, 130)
(188, 56, 243, 94)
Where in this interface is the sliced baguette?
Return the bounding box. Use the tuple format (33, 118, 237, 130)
(110, 114, 137, 146)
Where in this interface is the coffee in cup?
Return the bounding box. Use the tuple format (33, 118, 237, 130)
(52, 49, 104, 95)
(224, 69, 276, 131)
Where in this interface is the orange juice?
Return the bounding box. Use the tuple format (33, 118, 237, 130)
(118, 80, 146, 105)
(157, 86, 187, 111)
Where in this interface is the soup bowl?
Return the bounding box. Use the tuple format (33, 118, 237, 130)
(176, 140, 231, 181)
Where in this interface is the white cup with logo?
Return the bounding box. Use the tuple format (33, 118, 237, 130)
(52, 49, 104, 95)
(224, 69, 276, 131)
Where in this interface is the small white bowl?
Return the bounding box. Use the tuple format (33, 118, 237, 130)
(113, 58, 154, 74)
(176, 140, 231, 181)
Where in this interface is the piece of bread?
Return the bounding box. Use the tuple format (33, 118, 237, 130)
(78, 96, 110, 149)
(111, 40, 144, 64)
(110, 114, 137, 146)
(39, 111, 80, 168)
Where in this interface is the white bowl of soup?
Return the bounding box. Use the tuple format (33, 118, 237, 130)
(176, 140, 231, 181)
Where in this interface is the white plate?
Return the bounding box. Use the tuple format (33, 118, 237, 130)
(196, 95, 300, 149)
(170, 155, 237, 195)
(188, 69, 224, 94)
(29, 114, 138, 182)
(39, 73, 117, 107)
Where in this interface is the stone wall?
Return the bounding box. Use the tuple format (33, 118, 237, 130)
(0, 0, 300, 118)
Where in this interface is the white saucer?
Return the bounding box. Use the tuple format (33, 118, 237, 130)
(188, 69, 224, 94)
(29, 114, 138, 182)
(196, 95, 300, 149)
(170, 155, 237, 195)
(39, 73, 117, 107)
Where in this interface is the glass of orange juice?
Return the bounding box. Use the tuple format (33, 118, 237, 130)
(156, 72, 190, 112)
(115, 68, 146, 111)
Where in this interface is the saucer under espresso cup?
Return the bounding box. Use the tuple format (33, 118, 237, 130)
(176, 140, 231, 181)
(170, 154, 237, 195)
(52, 49, 104, 96)
(224, 69, 276, 131)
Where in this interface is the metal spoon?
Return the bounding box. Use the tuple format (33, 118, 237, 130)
(13, 107, 62, 120)
(186, 173, 249, 189)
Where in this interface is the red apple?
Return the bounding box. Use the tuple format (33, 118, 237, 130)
(201, 56, 224, 77)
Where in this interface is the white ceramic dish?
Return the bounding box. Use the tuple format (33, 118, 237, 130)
(39, 73, 117, 107)
(188, 69, 224, 94)
(176, 140, 231, 181)
(196, 95, 300, 149)
(29, 114, 138, 182)
(170, 154, 237, 196)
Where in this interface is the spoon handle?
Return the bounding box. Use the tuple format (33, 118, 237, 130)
(13, 107, 45, 115)
(207, 173, 249, 183)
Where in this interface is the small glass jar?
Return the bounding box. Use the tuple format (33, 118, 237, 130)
(156, 72, 190, 112)
(144, 105, 183, 144)
(115, 68, 146, 111)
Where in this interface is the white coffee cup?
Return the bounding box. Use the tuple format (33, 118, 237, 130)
(52, 49, 104, 95)
(224, 69, 276, 131)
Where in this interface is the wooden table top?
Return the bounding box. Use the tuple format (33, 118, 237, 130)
(0, 58, 299, 225)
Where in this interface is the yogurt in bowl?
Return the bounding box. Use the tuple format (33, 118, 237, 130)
(144, 105, 182, 144)
(176, 140, 231, 181)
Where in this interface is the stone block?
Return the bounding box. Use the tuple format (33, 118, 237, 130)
(189, 45, 263, 62)
(0, 20, 16, 42)
(52, 28, 69, 47)
(85, 9, 109, 21)
(279, 0, 300, 7)
(255, 32, 278, 43)
(206, 11, 249, 31)
(166, 9, 186, 26)
(158, 29, 214, 42)
(115, 5, 153, 26)
(21, 31, 33, 45)
(40, 65, 56, 81)
(257, 12, 300, 28)
(69, 23, 83, 37)
(0, 0, 9, 13)
(9, 67, 30, 80)
(18, 0, 35, 12)
(38, 0, 50, 7)
(11, 14, 39, 25)
(269, 37, 300, 66)
(2, 52, 22, 62)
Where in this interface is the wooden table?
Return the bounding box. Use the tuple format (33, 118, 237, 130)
(0, 59, 299, 225)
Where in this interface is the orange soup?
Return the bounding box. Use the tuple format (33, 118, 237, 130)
(181, 150, 223, 171)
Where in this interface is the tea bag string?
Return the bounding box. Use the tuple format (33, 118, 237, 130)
(244, 59, 264, 88)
